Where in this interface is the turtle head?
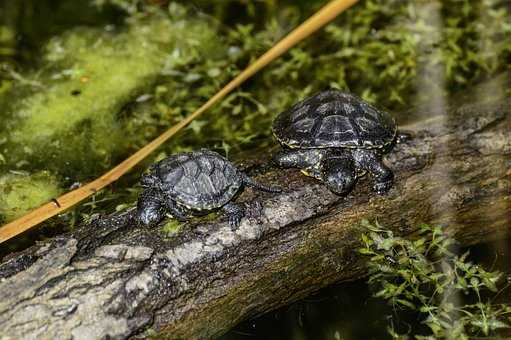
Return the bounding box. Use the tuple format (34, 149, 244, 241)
(137, 188, 165, 226)
(140, 173, 159, 188)
(321, 158, 357, 195)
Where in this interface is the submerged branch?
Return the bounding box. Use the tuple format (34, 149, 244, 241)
(0, 78, 510, 339)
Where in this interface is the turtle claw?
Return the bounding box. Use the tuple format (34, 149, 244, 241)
(223, 202, 245, 230)
(374, 180, 392, 195)
(228, 213, 243, 229)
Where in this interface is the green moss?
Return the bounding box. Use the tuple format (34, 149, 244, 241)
(3, 17, 168, 175)
(1, 5, 225, 178)
(0, 171, 62, 222)
(161, 219, 182, 236)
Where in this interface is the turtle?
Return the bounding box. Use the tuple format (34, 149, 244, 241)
(272, 89, 405, 195)
(136, 149, 281, 228)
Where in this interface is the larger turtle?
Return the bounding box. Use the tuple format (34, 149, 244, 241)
(137, 149, 280, 228)
(272, 90, 400, 195)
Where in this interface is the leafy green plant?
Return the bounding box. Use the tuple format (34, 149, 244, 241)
(359, 220, 511, 339)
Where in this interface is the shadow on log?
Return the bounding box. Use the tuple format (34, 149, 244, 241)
(1, 77, 510, 339)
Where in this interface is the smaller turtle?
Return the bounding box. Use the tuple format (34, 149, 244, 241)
(137, 150, 281, 228)
(272, 90, 405, 195)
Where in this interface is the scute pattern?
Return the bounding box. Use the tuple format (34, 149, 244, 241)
(272, 90, 397, 149)
(151, 150, 242, 210)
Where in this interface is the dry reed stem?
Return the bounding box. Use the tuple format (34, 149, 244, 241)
(0, 0, 359, 244)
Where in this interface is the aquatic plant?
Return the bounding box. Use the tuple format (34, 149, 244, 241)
(106, 0, 511, 155)
(359, 220, 511, 338)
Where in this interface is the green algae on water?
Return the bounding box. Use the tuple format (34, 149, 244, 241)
(5, 15, 178, 177)
(0, 171, 62, 222)
(0, 6, 225, 222)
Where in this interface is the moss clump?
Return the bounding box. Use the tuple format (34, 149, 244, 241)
(161, 219, 182, 236)
(3, 13, 183, 178)
(0, 171, 61, 222)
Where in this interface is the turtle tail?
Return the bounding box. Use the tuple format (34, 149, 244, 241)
(242, 174, 282, 193)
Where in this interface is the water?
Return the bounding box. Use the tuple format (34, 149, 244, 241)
(221, 280, 395, 340)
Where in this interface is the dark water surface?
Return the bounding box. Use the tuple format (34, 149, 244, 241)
(221, 280, 395, 340)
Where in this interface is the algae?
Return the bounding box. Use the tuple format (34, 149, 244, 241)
(161, 219, 182, 237)
(0, 171, 61, 223)
(4, 12, 195, 175)
(0, 5, 225, 221)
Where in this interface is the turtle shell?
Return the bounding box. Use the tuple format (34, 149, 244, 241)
(272, 90, 397, 149)
(150, 150, 242, 210)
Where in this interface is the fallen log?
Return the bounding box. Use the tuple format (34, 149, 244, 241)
(1, 78, 510, 339)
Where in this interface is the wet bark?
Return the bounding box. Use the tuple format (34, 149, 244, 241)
(1, 79, 510, 339)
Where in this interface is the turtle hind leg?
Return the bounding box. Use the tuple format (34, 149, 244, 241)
(273, 149, 323, 169)
(351, 149, 393, 194)
(222, 202, 245, 230)
(242, 173, 282, 193)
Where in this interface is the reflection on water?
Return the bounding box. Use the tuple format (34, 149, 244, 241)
(415, 0, 465, 330)
(474, 6, 511, 290)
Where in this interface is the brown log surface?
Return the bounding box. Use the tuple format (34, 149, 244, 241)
(1, 78, 510, 339)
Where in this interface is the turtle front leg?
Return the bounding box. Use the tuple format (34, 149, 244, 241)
(137, 188, 166, 226)
(222, 202, 245, 230)
(273, 148, 324, 169)
(351, 149, 393, 194)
